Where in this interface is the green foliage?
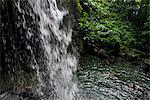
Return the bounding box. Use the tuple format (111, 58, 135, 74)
(77, 0, 83, 14)
(136, 16, 150, 52)
(78, 0, 136, 49)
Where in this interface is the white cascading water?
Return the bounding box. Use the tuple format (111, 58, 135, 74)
(27, 0, 78, 100)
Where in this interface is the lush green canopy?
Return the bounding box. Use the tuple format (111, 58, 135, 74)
(78, 0, 149, 54)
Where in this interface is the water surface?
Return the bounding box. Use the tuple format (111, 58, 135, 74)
(76, 55, 150, 100)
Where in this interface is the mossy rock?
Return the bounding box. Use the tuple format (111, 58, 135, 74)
(120, 47, 147, 61)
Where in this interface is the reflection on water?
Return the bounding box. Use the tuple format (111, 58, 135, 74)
(76, 55, 150, 100)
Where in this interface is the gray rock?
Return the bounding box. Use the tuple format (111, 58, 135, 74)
(143, 91, 150, 100)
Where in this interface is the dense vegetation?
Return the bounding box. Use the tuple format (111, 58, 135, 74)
(77, 0, 150, 58)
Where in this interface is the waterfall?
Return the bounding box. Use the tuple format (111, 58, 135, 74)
(13, 0, 77, 100)
(28, 0, 77, 99)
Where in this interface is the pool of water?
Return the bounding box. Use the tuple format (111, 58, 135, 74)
(0, 55, 150, 100)
(76, 55, 150, 100)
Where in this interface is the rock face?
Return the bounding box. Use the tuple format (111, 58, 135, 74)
(1, 0, 40, 74)
(56, 0, 80, 56)
(1, 0, 78, 95)
(143, 91, 150, 100)
(1, 0, 42, 91)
